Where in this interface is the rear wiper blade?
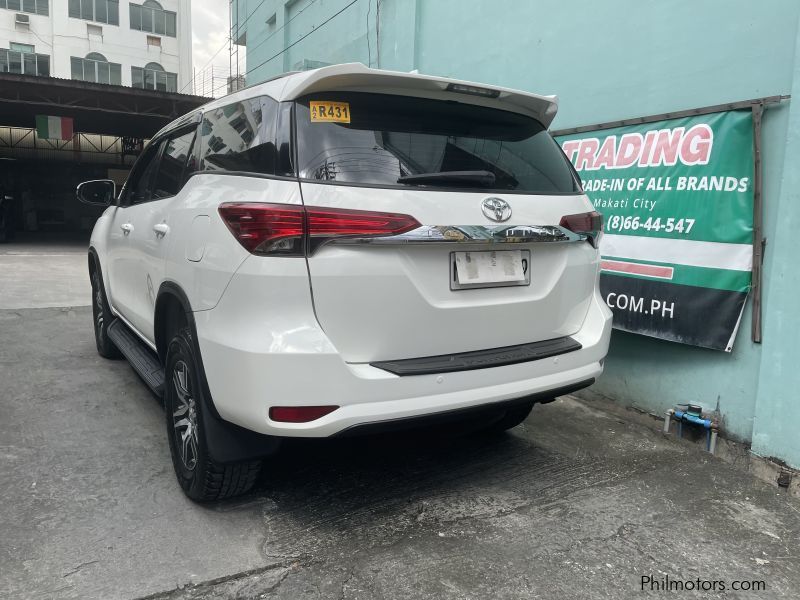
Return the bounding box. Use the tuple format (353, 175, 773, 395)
(397, 170, 496, 187)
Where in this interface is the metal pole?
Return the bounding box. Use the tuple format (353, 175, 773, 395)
(751, 102, 764, 343)
(550, 95, 789, 137)
(235, 0, 240, 81)
(229, 0, 233, 86)
(376, 0, 380, 68)
(709, 429, 719, 455)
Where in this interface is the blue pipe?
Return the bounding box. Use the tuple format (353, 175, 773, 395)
(674, 410, 712, 429)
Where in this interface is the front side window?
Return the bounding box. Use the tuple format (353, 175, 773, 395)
(0, 47, 49, 76)
(199, 96, 279, 175)
(295, 92, 580, 194)
(130, 0, 177, 37)
(125, 140, 165, 205)
(68, 0, 119, 25)
(131, 62, 177, 92)
(70, 53, 122, 85)
(0, 0, 49, 16)
(152, 128, 197, 199)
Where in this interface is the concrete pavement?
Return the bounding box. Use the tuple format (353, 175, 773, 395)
(1, 240, 800, 599)
(2, 306, 799, 599)
(0, 234, 91, 309)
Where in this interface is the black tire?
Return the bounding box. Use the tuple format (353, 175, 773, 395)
(90, 266, 122, 359)
(164, 326, 262, 502)
(482, 402, 535, 434)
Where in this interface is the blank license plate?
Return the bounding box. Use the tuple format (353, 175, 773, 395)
(451, 250, 530, 290)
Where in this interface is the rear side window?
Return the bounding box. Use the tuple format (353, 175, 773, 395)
(199, 96, 279, 175)
(295, 92, 579, 194)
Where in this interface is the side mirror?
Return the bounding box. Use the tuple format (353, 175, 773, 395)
(77, 179, 116, 206)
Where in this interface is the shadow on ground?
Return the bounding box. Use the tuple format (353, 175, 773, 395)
(2, 307, 800, 600)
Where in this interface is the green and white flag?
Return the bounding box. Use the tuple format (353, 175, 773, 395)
(35, 115, 74, 140)
(556, 111, 754, 351)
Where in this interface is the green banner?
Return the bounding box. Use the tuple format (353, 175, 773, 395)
(556, 110, 754, 351)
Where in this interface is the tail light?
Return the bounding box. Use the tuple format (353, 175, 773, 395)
(559, 211, 603, 248)
(269, 405, 339, 423)
(219, 203, 420, 256)
(218, 203, 305, 255)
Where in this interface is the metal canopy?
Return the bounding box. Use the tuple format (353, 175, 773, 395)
(0, 73, 211, 138)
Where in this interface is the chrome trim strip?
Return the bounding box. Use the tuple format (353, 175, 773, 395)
(323, 225, 584, 246)
(109, 304, 158, 352)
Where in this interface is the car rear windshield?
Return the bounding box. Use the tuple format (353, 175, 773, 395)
(294, 92, 580, 194)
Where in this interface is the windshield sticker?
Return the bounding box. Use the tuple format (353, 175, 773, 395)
(310, 101, 351, 123)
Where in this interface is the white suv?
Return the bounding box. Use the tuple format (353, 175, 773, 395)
(79, 64, 611, 501)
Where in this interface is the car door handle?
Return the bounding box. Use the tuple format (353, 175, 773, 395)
(120, 223, 133, 235)
(153, 223, 170, 238)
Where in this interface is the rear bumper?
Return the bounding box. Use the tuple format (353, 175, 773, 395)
(333, 378, 595, 437)
(194, 258, 612, 438)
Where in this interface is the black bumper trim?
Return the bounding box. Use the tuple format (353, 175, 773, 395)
(332, 378, 595, 438)
(370, 336, 582, 376)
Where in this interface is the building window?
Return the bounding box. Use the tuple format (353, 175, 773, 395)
(71, 53, 122, 85)
(0, 0, 49, 16)
(206, 134, 226, 153)
(132, 62, 177, 92)
(130, 1, 176, 37)
(68, 0, 119, 26)
(9, 42, 34, 53)
(0, 46, 49, 76)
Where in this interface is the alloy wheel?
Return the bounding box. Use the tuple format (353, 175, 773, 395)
(93, 278, 104, 334)
(172, 360, 199, 471)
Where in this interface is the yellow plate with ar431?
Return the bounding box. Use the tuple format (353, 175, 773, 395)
(309, 101, 351, 123)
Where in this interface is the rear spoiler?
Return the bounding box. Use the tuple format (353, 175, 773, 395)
(278, 63, 559, 127)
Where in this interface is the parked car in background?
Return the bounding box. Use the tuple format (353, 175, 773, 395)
(78, 64, 612, 502)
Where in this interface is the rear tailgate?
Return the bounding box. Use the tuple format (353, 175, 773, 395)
(301, 184, 597, 363)
(293, 89, 598, 364)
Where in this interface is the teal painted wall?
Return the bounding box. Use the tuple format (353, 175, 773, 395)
(752, 30, 800, 467)
(233, 0, 800, 465)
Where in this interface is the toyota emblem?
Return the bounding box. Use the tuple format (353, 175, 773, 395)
(481, 197, 512, 222)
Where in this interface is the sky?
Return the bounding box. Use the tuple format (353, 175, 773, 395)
(190, 0, 245, 97)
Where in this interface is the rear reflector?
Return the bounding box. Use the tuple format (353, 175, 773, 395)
(269, 405, 339, 423)
(219, 203, 420, 256)
(559, 211, 603, 247)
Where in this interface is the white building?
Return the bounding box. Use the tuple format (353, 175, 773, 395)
(0, 0, 192, 93)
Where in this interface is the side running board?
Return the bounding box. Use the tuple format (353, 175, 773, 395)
(107, 319, 165, 396)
